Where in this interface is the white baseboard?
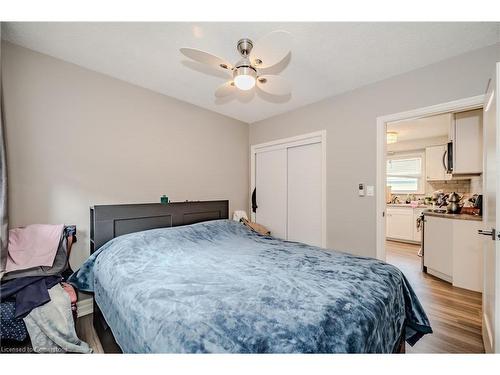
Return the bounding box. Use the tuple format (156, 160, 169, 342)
(426, 268, 452, 284)
(77, 298, 93, 318)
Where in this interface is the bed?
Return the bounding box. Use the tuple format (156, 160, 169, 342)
(69, 200, 431, 353)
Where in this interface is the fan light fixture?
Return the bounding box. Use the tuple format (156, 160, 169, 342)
(387, 132, 398, 144)
(233, 66, 256, 90)
(180, 31, 292, 98)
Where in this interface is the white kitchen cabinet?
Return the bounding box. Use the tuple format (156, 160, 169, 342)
(423, 214, 483, 292)
(424, 216, 453, 282)
(424, 110, 483, 180)
(386, 207, 414, 241)
(386, 205, 425, 243)
(425, 145, 449, 181)
(452, 219, 483, 292)
(452, 109, 483, 175)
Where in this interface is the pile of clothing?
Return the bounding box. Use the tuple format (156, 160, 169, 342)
(0, 224, 91, 353)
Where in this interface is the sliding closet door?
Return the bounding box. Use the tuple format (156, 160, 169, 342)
(255, 149, 287, 239)
(287, 143, 322, 246)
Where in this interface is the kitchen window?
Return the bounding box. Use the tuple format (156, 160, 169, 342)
(387, 152, 425, 194)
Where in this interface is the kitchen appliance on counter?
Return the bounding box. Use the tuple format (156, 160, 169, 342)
(475, 194, 483, 215)
(432, 190, 449, 208)
(469, 194, 483, 215)
(447, 192, 463, 214)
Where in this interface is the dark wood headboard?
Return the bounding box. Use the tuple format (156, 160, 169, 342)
(89, 200, 229, 253)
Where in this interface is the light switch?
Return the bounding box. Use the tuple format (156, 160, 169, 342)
(366, 185, 375, 196)
(358, 183, 365, 197)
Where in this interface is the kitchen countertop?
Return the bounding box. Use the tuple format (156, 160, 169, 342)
(387, 203, 430, 208)
(387, 203, 483, 221)
(423, 210, 483, 221)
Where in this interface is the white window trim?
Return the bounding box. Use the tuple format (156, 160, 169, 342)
(386, 150, 426, 195)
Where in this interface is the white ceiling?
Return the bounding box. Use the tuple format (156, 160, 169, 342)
(387, 113, 451, 142)
(2, 22, 499, 123)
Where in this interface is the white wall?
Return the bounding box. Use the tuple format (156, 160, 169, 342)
(3, 40, 499, 264)
(250, 43, 500, 258)
(2, 42, 249, 269)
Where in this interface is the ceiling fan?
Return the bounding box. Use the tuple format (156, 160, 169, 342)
(180, 30, 292, 98)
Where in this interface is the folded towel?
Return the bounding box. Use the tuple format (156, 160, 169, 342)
(6, 224, 64, 272)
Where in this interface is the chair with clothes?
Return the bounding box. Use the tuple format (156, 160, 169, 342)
(0, 225, 91, 353)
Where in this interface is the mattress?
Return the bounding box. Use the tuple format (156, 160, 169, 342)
(69, 219, 431, 353)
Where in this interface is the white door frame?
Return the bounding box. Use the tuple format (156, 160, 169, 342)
(250, 130, 327, 247)
(376, 95, 485, 261)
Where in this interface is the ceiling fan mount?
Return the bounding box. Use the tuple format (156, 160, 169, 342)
(236, 38, 254, 57)
(180, 30, 292, 98)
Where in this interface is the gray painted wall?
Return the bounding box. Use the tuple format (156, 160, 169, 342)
(2, 42, 249, 269)
(2, 39, 499, 266)
(250, 43, 500, 258)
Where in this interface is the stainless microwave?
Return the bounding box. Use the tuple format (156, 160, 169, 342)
(443, 141, 453, 173)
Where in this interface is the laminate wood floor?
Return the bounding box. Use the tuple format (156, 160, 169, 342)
(75, 314, 104, 353)
(386, 240, 484, 353)
(75, 240, 485, 354)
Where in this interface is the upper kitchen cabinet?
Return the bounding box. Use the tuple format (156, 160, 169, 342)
(450, 109, 483, 175)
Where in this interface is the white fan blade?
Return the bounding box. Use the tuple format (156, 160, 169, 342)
(215, 81, 236, 98)
(256, 75, 291, 96)
(250, 30, 292, 69)
(180, 48, 233, 72)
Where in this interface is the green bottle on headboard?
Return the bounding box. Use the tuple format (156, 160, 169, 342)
(160, 195, 169, 205)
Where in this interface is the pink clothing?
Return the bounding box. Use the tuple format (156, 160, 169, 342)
(6, 224, 64, 272)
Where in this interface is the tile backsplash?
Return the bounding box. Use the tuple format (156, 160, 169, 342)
(428, 180, 471, 194)
(389, 176, 482, 205)
(469, 176, 483, 194)
(427, 176, 482, 195)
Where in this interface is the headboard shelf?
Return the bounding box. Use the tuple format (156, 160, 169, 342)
(90, 200, 229, 253)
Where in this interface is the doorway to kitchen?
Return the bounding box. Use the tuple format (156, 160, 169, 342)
(382, 102, 484, 289)
(384, 109, 484, 266)
(376, 95, 486, 353)
(376, 95, 485, 261)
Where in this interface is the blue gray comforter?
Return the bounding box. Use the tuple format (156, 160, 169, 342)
(69, 219, 431, 353)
